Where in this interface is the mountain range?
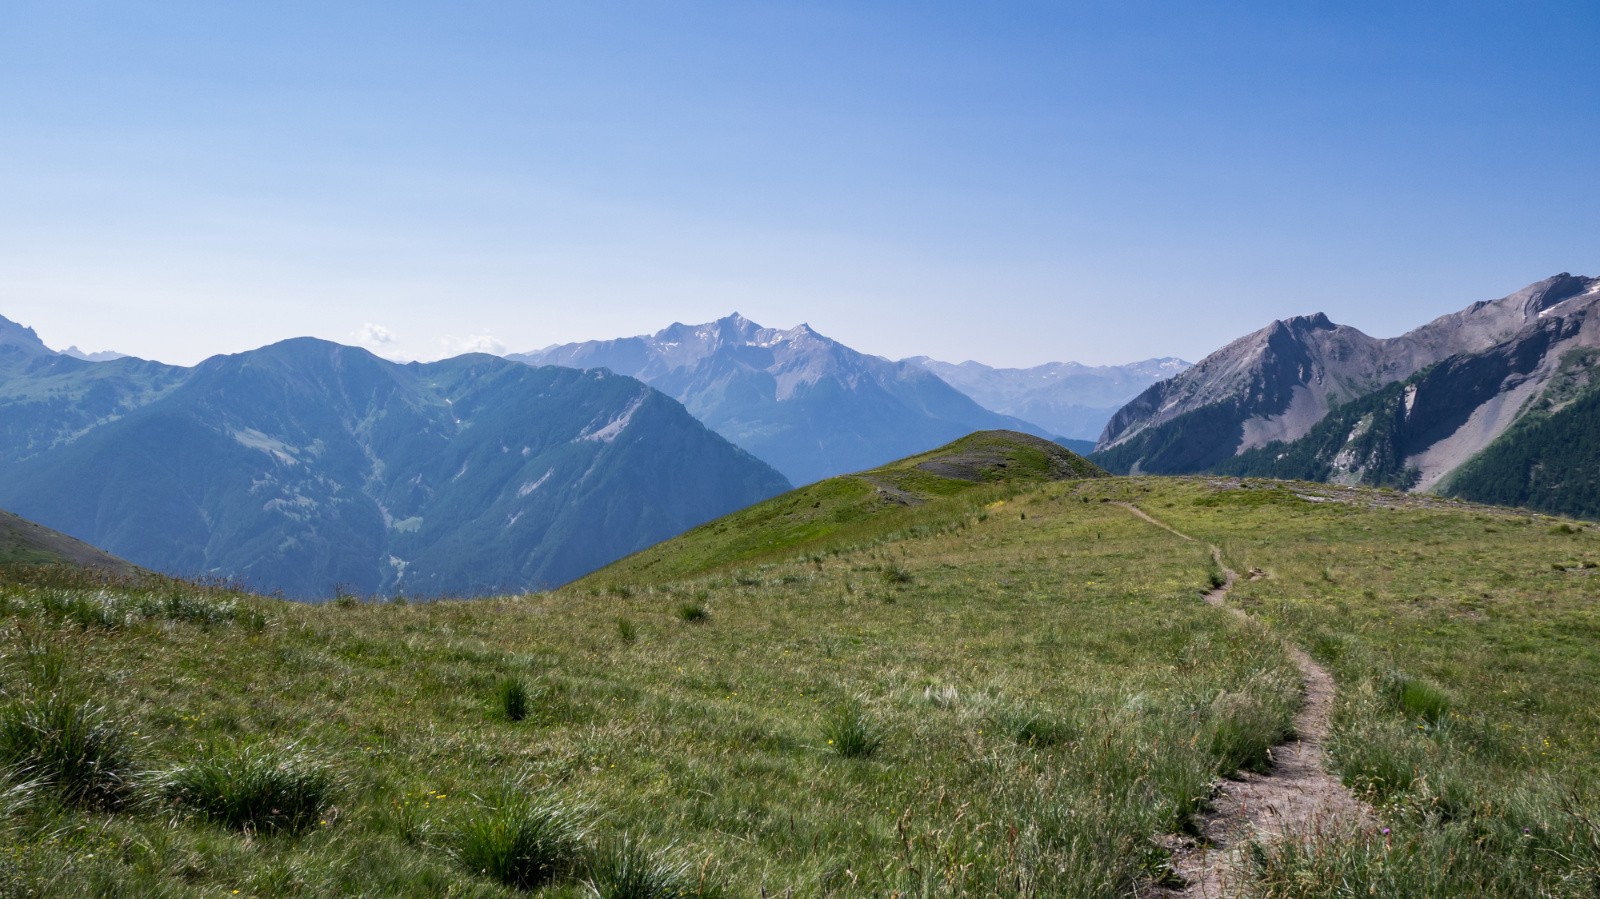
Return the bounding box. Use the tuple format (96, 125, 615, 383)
(908, 356, 1189, 441)
(6, 267, 1598, 600)
(1093, 272, 1600, 518)
(0, 317, 788, 598)
(509, 313, 1056, 485)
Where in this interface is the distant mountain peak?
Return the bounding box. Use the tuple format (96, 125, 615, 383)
(907, 355, 1194, 441)
(60, 346, 128, 362)
(510, 315, 1049, 484)
(0, 314, 51, 356)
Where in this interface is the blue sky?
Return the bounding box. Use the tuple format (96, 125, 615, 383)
(1, 2, 1596, 366)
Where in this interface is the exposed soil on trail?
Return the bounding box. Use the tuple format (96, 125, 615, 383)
(1120, 504, 1373, 897)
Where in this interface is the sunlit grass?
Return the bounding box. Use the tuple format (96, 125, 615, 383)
(2, 468, 1594, 895)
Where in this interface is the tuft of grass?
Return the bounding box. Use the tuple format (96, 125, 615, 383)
(454, 793, 589, 890)
(1206, 561, 1227, 591)
(160, 743, 335, 833)
(821, 702, 884, 759)
(0, 683, 137, 810)
(137, 591, 237, 625)
(616, 617, 638, 644)
(995, 706, 1077, 747)
(880, 565, 913, 585)
(584, 833, 722, 899)
(1205, 687, 1291, 774)
(497, 677, 531, 722)
(1383, 672, 1450, 725)
(674, 602, 708, 623)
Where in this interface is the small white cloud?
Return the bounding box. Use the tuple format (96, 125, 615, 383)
(353, 323, 396, 347)
(441, 333, 507, 357)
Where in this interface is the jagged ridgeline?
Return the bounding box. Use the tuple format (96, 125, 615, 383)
(585, 429, 1106, 586)
(0, 328, 790, 599)
(1092, 273, 1600, 520)
(510, 314, 1055, 486)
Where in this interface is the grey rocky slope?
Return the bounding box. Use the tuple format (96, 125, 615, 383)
(908, 356, 1188, 441)
(0, 317, 790, 599)
(510, 313, 1051, 485)
(1093, 273, 1600, 504)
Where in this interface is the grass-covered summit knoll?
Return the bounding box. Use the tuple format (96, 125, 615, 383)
(0, 508, 140, 577)
(2, 433, 1599, 896)
(591, 429, 1106, 585)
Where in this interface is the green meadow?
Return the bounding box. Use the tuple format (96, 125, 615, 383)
(1, 435, 1597, 896)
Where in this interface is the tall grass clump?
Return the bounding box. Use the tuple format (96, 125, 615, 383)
(995, 706, 1077, 747)
(161, 743, 335, 833)
(675, 602, 707, 623)
(497, 677, 531, 722)
(993, 758, 1175, 897)
(136, 590, 237, 625)
(455, 793, 589, 890)
(0, 644, 137, 810)
(1382, 671, 1450, 725)
(821, 702, 884, 759)
(880, 565, 913, 585)
(585, 833, 722, 898)
(1204, 672, 1299, 775)
(1245, 818, 1589, 898)
(1205, 559, 1227, 591)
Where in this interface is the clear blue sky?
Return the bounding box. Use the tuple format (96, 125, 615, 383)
(1, 2, 1596, 367)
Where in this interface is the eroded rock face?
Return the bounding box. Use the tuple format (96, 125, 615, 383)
(1094, 274, 1600, 488)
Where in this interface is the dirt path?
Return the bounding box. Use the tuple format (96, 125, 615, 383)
(1119, 504, 1371, 898)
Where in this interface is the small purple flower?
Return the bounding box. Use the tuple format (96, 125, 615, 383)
(1381, 827, 1391, 835)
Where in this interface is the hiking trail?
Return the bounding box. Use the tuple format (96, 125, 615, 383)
(1120, 503, 1372, 898)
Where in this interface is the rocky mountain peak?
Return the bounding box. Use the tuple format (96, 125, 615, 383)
(60, 346, 127, 362)
(0, 314, 52, 357)
(1509, 272, 1592, 316)
(1094, 271, 1600, 487)
(1265, 312, 1337, 338)
(712, 312, 762, 341)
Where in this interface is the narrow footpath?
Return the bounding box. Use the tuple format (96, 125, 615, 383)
(1119, 504, 1371, 898)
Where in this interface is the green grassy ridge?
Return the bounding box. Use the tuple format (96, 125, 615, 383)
(4, 465, 1600, 895)
(583, 430, 1105, 586)
(0, 509, 142, 577)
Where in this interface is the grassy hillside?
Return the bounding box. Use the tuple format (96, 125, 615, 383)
(0, 508, 141, 576)
(2, 436, 1598, 896)
(591, 429, 1105, 586)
